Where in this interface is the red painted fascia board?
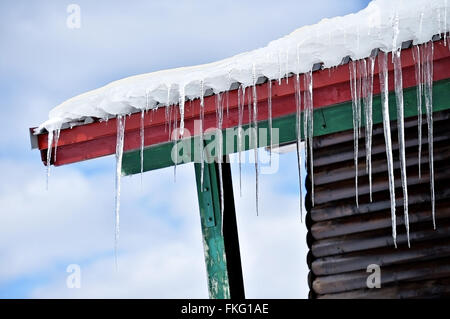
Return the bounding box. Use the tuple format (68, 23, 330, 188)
(33, 40, 450, 166)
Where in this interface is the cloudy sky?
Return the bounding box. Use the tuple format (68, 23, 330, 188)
(0, 0, 370, 298)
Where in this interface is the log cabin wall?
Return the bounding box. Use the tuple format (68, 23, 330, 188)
(306, 109, 450, 299)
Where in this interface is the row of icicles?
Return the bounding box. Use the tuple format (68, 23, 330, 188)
(45, 40, 442, 264)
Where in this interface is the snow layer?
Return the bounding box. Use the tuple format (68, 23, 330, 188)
(37, 0, 449, 133)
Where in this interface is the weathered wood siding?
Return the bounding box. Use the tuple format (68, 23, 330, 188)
(307, 109, 450, 299)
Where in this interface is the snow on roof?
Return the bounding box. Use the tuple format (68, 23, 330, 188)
(37, 0, 449, 133)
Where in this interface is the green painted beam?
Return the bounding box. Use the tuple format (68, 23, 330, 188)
(194, 161, 230, 299)
(122, 79, 450, 175)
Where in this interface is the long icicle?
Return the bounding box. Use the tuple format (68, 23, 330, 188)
(140, 110, 145, 186)
(365, 56, 375, 202)
(424, 41, 436, 229)
(303, 77, 308, 174)
(252, 65, 259, 216)
(305, 70, 314, 206)
(268, 79, 273, 163)
(173, 105, 178, 182)
(412, 44, 423, 178)
(216, 93, 225, 233)
(200, 80, 205, 190)
(46, 130, 54, 190)
(53, 129, 61, 164)
(165, 85, 171, 135)
(295, 72, 303, 220)
(115, 115, 126, 269)
(349, 61, 360, 207)
(379, 52, 397, 248)
(238, 85, 245, 197)
(393, 47, 410, 247)
(179, 86, 186, 137)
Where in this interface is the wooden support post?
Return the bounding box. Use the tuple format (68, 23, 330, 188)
(194, 158, 245, 299)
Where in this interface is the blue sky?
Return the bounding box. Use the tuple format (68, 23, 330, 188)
(0, 0, 370, 298)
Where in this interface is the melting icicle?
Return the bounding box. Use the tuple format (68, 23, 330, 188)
(165, 85, 171, 134)
(179, 86, 186, 137)
(46, 130, 54, 190)
(356, 61, 362, 137)
(424, 41, 436, 229)
(412, 45, 423, 178)
(226, 71, 231, 117)
(200, 80, 205, 190)
(393, 47, 410, 247)
(303, 79, 308, 177)
(140, 110, 145, 186)
(53, 129, 61, 164)
(349, 61, 360, 207)
(215, 93, 225, 233)
(252, 65, 259, 216)
(363, 56, 375, 202)
(379, 52, 397, 248)
(278, 50, 282, 85)
(267, 80, 273, 163)
(304, 71, 314, 206)
(247, 89, 252, 147)
(238, 85, 245, 197)
(295, 73, 303, 220)
(173, 106, 179, 182)
(115, 115, 126, 268)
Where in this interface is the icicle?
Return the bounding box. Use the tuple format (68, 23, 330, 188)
(115, 115, 126, 269)
(268, 80, 273, 163)
(140, 110, 145, 186)
(53, 129, 61, 164)
(200, 80, 205, 190)
(247, 89, 252, 147)
(215, 93, 225, 233)
(363, 56, 375, 202)
(349, 61, 360, 207)
(356, 61, 362, 137)
(252, 64, 259, 216)
(238, 85, 245, 197)
(165, 85, 171, 134)
(303, 79, 308, 174)
(304, 71, 314, 206)
(277, 50, 282, 85)
(393, 47, 410, 247)
(46, 130, 54, 190)
(361, 60, 369, 179)
(295, 73, 303, 220)
(424, 41, 436, 229)
(379, 52, 397, 248)
(412, 45, 423, 178)
(179, 86, 186, 137)
(167, 105, 172, 138)
(173, 105, 178, 182)
(226, 71, 231, 117)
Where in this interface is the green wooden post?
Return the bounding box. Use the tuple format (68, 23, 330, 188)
(194, 158, 245, 299)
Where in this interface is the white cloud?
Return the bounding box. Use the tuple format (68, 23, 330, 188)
(0, 159, 208, 297)
(0, 151, 310, 298)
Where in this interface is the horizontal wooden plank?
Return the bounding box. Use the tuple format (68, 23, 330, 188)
(314, 258, 450, 296)
(311, 239, 450, 276)
(312, 220, 450, 258)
